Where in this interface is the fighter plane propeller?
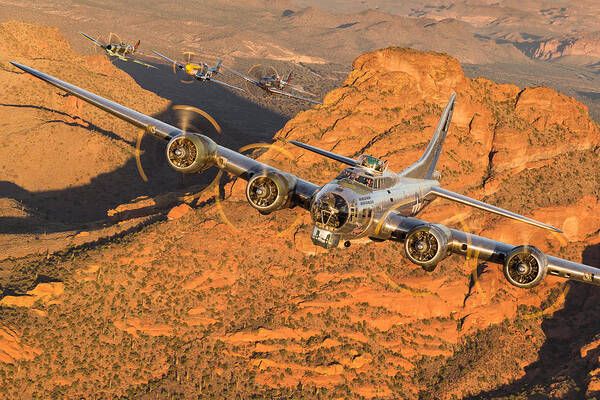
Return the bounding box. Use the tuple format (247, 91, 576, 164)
(151, 50, 245, 92)
(79, 31, 156, 69)
(221, 63, 322, 104)
(10, 61, 600, 290)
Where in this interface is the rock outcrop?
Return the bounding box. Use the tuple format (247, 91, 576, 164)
(2, 26, 600, 400)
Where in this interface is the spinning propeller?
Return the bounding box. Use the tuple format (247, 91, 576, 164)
(215, 142, 304, 236)
(134, 105, 221, 184)
(245, 64, 278, 99)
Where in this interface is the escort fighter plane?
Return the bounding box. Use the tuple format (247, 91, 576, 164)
(10, 61, 600, 290)
(79, 31, 156, 69)
(152, 51, 245, 92)
(220, 64, 322, 104)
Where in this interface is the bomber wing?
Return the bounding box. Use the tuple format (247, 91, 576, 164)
(380, 212, 600, 288)
(10, 62, 319, 209)
(428, 186, 562, 233)
(268, 87, 323, 105)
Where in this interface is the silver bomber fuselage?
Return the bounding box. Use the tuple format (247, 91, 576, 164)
(310, 167, 439, 240)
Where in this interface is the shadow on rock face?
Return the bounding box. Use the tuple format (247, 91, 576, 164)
(466, 243, 600, 399)
(0, 64, 290, 234)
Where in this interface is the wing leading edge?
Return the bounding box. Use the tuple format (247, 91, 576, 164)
(429, 186, 562, 233)
(126, 56, 157, 69)
(79, 31, 106, 49)
(220, 65, 260, 85)
(152, 51, 185, 70)
(268, 87, 323, 104)
(208, 78, 246, 92)
(10, 62, 319, 209)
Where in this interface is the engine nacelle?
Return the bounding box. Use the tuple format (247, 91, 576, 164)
(404, 224, 451, 271)
(166, 134, 217, 174)
(246, 171, 296, 214)
(503, 245, 548, 288)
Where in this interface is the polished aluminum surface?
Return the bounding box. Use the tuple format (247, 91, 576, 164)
(430, 186, 562, 233)
(400, 93, 456, 179)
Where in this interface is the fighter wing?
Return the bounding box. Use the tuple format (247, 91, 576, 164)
(287, 84, 317, 97)
(79, 31, 106, 49)
(381, 213, 600, 288)
(268, 87, 323, 105)
(219, 65, 260, 85)
(152, 50, 185, 71)
(10, 62, 319, 210)
(207, 77, 246, 92)
(125, 56, 157, 69)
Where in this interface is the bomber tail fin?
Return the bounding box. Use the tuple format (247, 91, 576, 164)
(286, 71, 293, 83)
(134, 40, 140, 51)
(399, 93, 456, 179)
(215, 59, 223, 73)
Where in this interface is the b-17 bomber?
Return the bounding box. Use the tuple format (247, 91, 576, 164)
(10, 61, 600, 290)
(79, 31, 156, 69)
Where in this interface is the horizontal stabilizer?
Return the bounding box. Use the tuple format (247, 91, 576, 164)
(289, 141, 357, 166)
(429, 186, 562, 233)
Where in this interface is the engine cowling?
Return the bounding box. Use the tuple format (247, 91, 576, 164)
(165, 134, 217, 174)
(503, 245, 548, 288)
(246, 171, 296, 214)
(404, 224, 451, 271)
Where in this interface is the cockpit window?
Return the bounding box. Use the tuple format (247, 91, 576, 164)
(336, 169, 374, 188)
(357, 155, 386, 173)
(336, 170, 353, 180)
(311, 192, 349, 229)
(355, 175, 374, 187)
